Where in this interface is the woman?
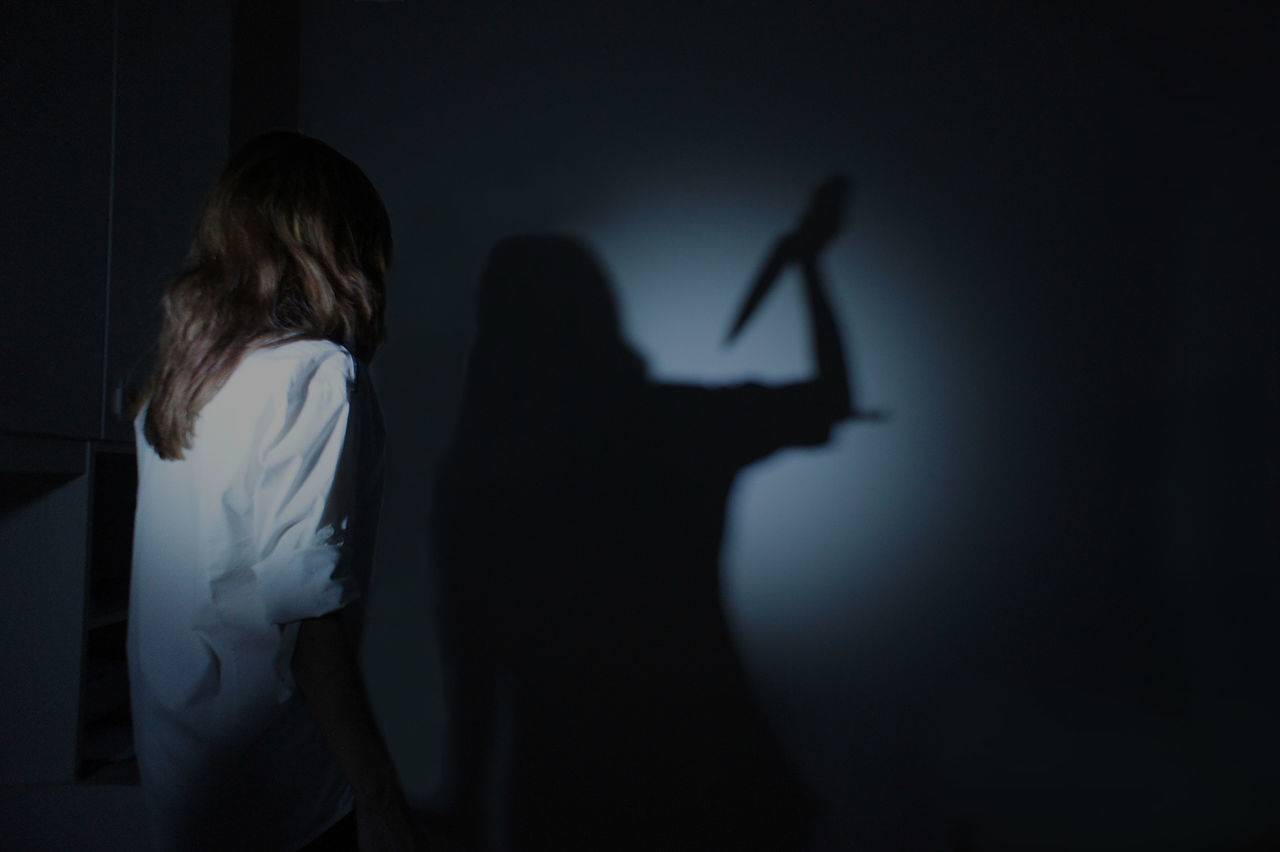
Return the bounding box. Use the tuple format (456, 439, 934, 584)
(127, 132, 422, 850)
(433, 179, 856, 850)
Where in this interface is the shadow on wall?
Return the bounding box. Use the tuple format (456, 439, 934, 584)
(429, 182, 882, 851)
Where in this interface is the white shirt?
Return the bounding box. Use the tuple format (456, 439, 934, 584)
(127, 339, 385, 851)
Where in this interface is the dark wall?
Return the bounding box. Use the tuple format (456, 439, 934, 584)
(299, 2, 1278, 848)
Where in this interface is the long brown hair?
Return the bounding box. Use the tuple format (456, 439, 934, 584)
(139, 132, 392, 459)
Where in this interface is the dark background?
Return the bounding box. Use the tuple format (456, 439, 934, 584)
(2, 1, 1276, 849)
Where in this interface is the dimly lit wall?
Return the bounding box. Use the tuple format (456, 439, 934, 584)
(296, 3, 1276, 849)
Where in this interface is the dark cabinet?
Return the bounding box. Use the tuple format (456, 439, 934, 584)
(0, 2, 114, 439)
(104, 0, 234, 442)
(0, 1, 233, 792)
(1, 2, 231, 443)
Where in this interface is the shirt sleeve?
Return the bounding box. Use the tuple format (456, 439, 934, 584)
(241, 346, 360, 626)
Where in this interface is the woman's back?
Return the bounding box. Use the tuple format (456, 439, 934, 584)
(129, 339, 384, 850)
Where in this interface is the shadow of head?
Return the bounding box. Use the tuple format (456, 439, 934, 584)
(472, 233, 644, 387)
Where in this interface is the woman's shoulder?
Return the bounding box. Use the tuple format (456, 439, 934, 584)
(233, 338, 355, 391)
(240, 337, 355, 376)
(207, 339, 355, 420)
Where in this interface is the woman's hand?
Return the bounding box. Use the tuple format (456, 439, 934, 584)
(292, 613, 431, 850)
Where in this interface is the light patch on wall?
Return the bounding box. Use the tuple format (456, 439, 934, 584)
(561, 187, 1004, 673)
(576, 197, 806, 384)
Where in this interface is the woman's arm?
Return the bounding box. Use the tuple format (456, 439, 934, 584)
(292, 611, 427, 850)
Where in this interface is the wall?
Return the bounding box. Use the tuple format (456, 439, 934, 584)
(308, 1, 1270, 848)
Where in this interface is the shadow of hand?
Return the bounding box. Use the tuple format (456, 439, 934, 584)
(792, 174, 852, 258)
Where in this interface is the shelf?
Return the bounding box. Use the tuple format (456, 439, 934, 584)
(78, 450, 138, 785)
(87, 607, 129, 631)
(0, 434, 87, 476)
